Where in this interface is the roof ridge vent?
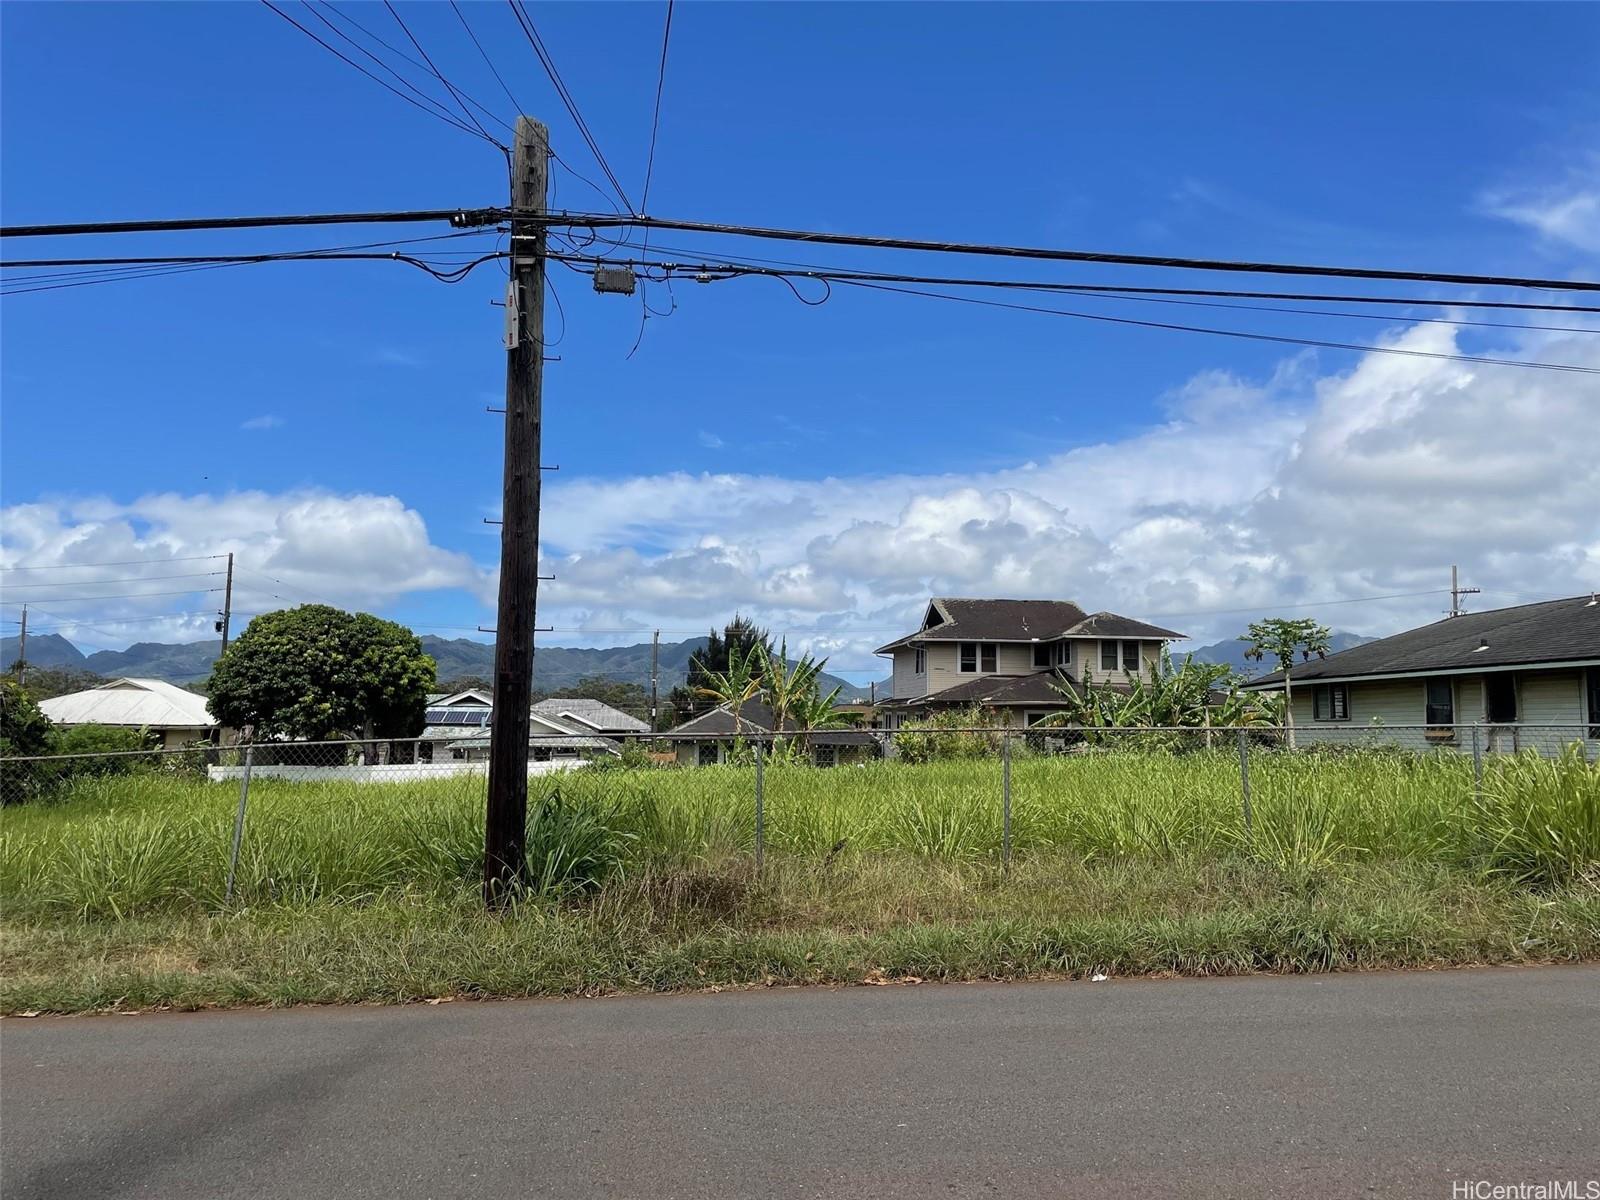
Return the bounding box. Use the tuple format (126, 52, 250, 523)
(1473, 637, 1490, 652)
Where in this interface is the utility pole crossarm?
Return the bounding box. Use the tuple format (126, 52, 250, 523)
(484, 116, 550, 905)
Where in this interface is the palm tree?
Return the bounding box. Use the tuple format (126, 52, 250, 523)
(693, 640, 764, 759)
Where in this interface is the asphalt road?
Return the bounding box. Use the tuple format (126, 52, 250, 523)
(4, 967, 1597, 1200)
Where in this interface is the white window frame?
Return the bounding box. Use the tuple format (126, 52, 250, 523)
(913, 646, 926, 674)
(1121, 640, 1140, 672)
(959, 642, 978, 673)
(1099, 640, 1118, 671)
(1055, 641, 1073, 668)
(980, 643, 997, 673)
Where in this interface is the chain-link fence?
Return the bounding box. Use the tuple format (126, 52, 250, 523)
(2, 724, 1595, 900)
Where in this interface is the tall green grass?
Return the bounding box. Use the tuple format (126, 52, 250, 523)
(2, 747, 1596, 922)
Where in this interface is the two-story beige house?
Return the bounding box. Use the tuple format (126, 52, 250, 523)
(874, 598, 1186, 728)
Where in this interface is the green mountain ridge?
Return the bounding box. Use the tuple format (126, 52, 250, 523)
(2, 632, 871, 700)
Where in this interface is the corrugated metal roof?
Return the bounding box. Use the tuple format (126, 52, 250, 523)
(38, 678, 215, 729)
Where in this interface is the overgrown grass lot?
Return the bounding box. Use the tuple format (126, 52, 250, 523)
(4, 747, 1597, 1013)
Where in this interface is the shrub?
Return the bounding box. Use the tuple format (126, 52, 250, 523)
(893, 705, 1004, 763)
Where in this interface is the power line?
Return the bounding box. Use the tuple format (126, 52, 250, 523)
(0, 589, 224, 604)
(639, 0, 674, 218)
(0, 554, 227, 571)
(547, 251, 1600, 336)
(1, 572, 225, 589)
(261, 0, 501, 149)
(0, 208, 495, 239)
(535, 213, 1600, 292)
(506, 0, 635, 212)
(832, 278, 1600, 375)
(302, 0, 515, 142)
(1, 250, 506, 295)
(551, 230, 1600, 315)
(381, 0, 505, 149)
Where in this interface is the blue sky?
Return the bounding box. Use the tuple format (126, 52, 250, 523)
(3, 2, 1598, 681)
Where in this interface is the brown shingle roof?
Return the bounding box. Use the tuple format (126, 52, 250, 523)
(1242, 595, 1600, 688)
(875, 597, 1182, 653)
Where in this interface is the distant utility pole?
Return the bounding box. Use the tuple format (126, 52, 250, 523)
(650, 628, 660, 731)
(218, 552, 235, 653)
(16, 605, 27, 688)
(1449, 564, 1480, 618)
(484, 116, 549, 906)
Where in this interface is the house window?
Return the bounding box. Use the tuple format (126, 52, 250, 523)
(1424, 678, 1454, 727)
(1122, 641, 1140, 672)
(1100, 640, 1118, 671)
(1313, 684, 1350, 722)
(1588, 668, 1600, 740)
(914, 646, 926, 674)
(697, 742, 719, 766)
(1033, 642, 1052, 669)
(961, 643, 995, 673)
(1485, 674, 1518, 724)
(814, 744, 837, 768)
(1055, 641, 1072, 667)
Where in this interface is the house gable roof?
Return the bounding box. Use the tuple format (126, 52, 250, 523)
(875, 598, 1183, 653)
(38, 678, 215, 729)
(1243, 596, 1600, 688)
(531, 698, 650, 733)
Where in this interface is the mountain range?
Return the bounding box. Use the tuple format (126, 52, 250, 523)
(1187, 630, 1376, 676)
(1, 632, 873, 700)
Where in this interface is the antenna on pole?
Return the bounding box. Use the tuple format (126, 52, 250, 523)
(1449, 565, 1480, 618)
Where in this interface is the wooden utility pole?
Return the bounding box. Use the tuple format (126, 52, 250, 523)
(16, 605, 26, 688)
(1449, 564, 1479, 618)
(219, 552, 235, 653)
(650, 628, 660, 731)
(484, 116, 549, 905)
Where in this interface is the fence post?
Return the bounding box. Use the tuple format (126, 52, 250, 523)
(225, 729, 256, 904)
(753, 738, 765, 875)
(1471, 722, 1483, 800)
(1235, 728, 1253, 838)
(1001, 732, 1013, 868)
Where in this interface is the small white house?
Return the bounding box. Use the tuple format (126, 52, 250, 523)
(38, 677, 216, 749)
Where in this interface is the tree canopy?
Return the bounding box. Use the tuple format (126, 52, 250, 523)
(670, 615, 773, 722)
(206, 605, 435, 741)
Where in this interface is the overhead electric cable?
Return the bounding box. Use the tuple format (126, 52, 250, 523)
(0, 208, 495, 239)
(1, 572, 224, 589)
(261, 0, 500, 148)
(0, 589, 224, 604)
(0, 554, 226, 570)
(506, 0, 635, 211)
(531, 213, 1600, 292)
(548, 230, 1600, 315)
(832, 279, 1600, 374)
(544, 252, 1600, 335)
(381, 0, 505, 148)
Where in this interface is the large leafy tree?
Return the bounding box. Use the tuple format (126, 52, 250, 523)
(206, 605, 435, 741)
(1240, 617, 1331, 747)
(669, 615, 772, 723)
(0, 677, 54, 758)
